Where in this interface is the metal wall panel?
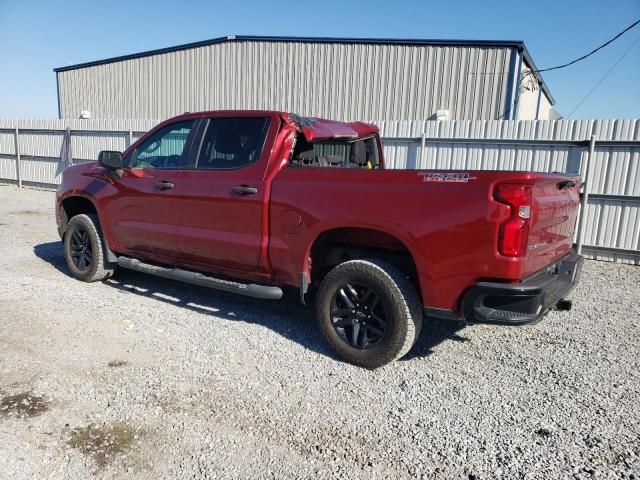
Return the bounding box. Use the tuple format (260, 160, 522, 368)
(70, 132, 130, 161)
(0, 119, 158, 164)
(0, 156, 18, 181)
(0, 117, 638, 265)
(379, 119, 639, 183)
(57, 41, 512, 121)
(581, 199, 640, 254)
(17, 131, 65, 158)
(0, 118, 158, 133)
(0, 131, 15, 155)
(20, 157, 62, 184)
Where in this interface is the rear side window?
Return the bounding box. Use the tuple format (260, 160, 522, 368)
(196, 117, 270, 170)
(129, 120, 195, 169)
(290, 135, 380, 169)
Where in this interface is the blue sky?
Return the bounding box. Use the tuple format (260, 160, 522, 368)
(0, 0, 638, 119)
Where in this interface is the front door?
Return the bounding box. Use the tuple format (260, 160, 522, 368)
(173, 114, 276, 271)
(102, 119, 197, 258)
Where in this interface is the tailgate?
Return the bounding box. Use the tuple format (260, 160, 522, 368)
(524, 175, 581, 276)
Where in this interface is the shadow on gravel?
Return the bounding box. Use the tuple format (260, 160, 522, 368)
(401, 316, 469, 361)
(34, 241, 468, 363)
(33, 241, 333, 361)
(34, 241, 68, 274)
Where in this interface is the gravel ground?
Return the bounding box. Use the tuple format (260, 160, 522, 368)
(0, 184, 639, 480)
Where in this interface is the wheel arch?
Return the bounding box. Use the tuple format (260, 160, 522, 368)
(59, 193, 117, 262)
(59, 194, 100, 233)
(304, 224, 429, 304)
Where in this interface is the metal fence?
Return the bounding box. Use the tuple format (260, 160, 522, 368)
(0, 118, 157, 187)
(0, 118, 638, 264)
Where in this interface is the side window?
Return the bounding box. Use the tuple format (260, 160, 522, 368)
(196, 117, 269, 170)
(290, 135, 380, 169)
(129, 120, 195, 169)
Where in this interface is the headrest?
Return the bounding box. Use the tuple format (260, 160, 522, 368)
(349, 140, 367, 166)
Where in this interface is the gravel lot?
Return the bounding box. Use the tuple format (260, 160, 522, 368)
(0, 184, 639, 480)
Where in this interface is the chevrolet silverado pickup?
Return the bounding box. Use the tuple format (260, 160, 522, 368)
(56, 111, 583, 368)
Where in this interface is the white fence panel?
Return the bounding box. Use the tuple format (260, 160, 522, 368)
(0, 157, 18, 181)
(21, 157, 62, 185)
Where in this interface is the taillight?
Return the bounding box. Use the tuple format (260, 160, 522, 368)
(495, 183, 532, 257)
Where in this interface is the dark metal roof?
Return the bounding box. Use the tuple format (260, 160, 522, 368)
(53, 34, 554, 103)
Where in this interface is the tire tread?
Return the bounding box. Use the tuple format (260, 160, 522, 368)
(64, 213, 114, 282)
(316, 259, 423, 368)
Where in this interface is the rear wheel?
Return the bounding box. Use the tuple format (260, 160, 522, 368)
(315, 259, 422, 368)
(63, 214, 115, 282)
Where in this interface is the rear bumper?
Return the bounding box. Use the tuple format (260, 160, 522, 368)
(460, 251, 583, 325)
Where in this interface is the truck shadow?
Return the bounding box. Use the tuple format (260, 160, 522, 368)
(34, 241, 468, 365)
(401, 317, 469, 361)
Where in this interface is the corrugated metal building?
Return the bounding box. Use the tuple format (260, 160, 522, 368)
(54, 35, 557, 122)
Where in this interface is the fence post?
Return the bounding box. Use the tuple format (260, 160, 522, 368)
(420, 131, 426, 167)
(65, 127, 72, 165)
(576, 134, 596, 255)
(13, 127, 22, 188)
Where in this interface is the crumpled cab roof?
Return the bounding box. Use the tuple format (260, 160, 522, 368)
(283, 113, 379, 142)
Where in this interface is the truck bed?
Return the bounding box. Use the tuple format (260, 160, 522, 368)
(269, 168, 581, 313)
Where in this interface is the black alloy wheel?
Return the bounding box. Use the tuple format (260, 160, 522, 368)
(63, 213, 115, 282)
(330, 283, 388, 349)
(315, 259, 423, 368)
(69, 228, 93, 271)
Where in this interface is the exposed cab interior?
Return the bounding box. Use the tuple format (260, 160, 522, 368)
(290, 135, 380, 169)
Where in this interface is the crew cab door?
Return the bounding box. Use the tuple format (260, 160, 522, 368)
(172, 113, 278, 271)
(101, 119, 198, 258)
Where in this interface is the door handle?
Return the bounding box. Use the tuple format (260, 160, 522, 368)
(155, 181, 175, 191)
(231, 185, 258, 195)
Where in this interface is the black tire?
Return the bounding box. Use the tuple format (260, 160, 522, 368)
(315, 259, 423, 368)
(63, 213, 115, 282)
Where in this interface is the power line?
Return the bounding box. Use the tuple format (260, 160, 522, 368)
(567, 35, 640, 117)
(496, 20, 640, 120)
(479, 18, 640, 79)
(534, 18, 640, 73)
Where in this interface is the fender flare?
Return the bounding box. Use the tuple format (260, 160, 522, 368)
(58, 192, 117, 263)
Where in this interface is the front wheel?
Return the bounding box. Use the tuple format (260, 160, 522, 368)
(315, 259, 423, 368)
(63, 213, 115, 282)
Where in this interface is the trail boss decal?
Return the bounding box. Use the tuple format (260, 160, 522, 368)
(419, 172, 477, 183)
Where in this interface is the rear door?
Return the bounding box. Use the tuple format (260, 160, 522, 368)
(524, 175, 581, 275)
(102, 119, 198, 258)
(172, 113, 277, 271)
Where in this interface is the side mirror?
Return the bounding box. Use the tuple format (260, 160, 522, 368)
(98, 150, 123, 170)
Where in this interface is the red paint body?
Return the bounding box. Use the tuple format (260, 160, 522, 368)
(56, 111, 581, 313)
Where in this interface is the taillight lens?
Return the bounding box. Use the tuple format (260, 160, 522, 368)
(495, 184, 532, 257)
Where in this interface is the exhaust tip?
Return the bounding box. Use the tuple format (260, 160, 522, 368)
(554, 299, 573, 311)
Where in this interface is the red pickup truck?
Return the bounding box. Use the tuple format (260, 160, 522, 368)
(56, 111, 583, 368)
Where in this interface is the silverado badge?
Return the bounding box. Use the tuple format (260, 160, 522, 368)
(419, 172, 477, 183)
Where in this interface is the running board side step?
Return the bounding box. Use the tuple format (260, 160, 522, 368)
(116, 257, 283, 300)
